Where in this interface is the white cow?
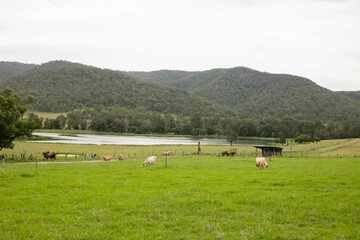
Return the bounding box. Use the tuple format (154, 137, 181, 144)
(256, 157, 269, 169)
(142, 156, 157, 166)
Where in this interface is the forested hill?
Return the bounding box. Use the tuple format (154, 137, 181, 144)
(0, 61, 234, 116)
(128, 67, 360, 121)
(127, 70, 194, 85)
(0, 61, 37, 80)
(1, 60, 360, 122)
(337, 91, 360, 103)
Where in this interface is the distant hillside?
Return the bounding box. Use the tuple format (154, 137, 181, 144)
(1, 60, 360, 122)
(127, 70, 193, 85)
(129, 67, 360, 121)
(0, 61, 234, 117)
(0, 61, 37, 80)
(337, 91, 360, 103)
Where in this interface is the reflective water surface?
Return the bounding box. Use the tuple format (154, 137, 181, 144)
(31, 132, 270, 146)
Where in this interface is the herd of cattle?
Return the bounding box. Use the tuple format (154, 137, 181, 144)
(42, 150, 269, 169)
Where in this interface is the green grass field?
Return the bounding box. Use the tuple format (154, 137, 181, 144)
(1, 138, 360, 162)
(27, 111, 68, 119)
(1, 150, 360, 239)
(1, 138, 360, 239)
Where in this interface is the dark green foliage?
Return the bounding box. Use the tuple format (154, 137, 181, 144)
(131, 67, 360, 121)
(3, 61, 360, 122)
(0, 61, 233, 117)
(27, 113, 43, 129)
(0, 87, 38, 151)
(1, 61, 360, 139)
(127, 70, 193, 85)
(43, 115, 67, 129)
(337, 91, 360, 103)
(226, 131, 238, 146)
(0, 61, 37, 81)
(294, 134, 321, 144)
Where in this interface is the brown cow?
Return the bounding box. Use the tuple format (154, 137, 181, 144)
(162, 151, 171, 156)
(43, 151, 56, 160)
(221, 150, 236, 156)
(102, 155, 112, 161)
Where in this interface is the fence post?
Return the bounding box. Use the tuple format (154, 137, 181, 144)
(2, 157, 4, 175)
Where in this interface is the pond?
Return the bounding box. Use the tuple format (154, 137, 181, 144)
(31, 132, 271, 146)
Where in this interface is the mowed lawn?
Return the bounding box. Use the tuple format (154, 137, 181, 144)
(1, 155, 359, 239)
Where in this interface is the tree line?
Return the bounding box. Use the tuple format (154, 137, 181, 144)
(29, 107, 360, 141)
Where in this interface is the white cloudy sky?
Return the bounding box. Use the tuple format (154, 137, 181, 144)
(1, 0, 359, 91)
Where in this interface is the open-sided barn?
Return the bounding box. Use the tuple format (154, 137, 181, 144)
(254, 146, 283, 157)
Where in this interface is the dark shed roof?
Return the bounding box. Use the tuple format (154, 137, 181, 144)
(254, 146, 283, 157)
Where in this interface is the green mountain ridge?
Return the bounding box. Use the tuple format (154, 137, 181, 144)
(0, 61, 234, 117)
(0, 61, 37, 80)
(336, 91, 360, 103)
(1, 60, 359, 121)
(128, 67, 360, 121)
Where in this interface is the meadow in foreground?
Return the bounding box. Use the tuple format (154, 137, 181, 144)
(1, 154, 359, 239)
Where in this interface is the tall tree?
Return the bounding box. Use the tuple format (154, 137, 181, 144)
(226, 130, 238, 146)
(0, 87, 38, 151)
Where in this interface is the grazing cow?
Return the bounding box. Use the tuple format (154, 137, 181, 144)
(162, 151, 171, 156)
(142, 156, 157, 166)
(102, 155, 112, 161)
(221, 150, 236, 156)
(43, 151, 56, 160)
(90, 152, 99, 159)
(118, 154, 124, 160)
(256, 157, 269, 169)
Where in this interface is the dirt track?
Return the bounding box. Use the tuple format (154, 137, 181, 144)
(15, 160, 110, 165)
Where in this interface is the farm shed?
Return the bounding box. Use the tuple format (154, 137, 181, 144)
(254, 146, 283, 157)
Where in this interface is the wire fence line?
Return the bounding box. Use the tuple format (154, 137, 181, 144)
(0, 150, 264, 162)
(1, 150, 358, 163)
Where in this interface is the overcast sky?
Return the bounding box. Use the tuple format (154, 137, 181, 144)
(1, 0, 359, 91)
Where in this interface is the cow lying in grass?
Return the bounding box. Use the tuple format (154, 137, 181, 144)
(102, 155, 112, 161)
(142, 156, 157, 166)
(256, 157, 269, 169)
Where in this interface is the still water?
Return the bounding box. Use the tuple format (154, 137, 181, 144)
(31, 132, 270, 146)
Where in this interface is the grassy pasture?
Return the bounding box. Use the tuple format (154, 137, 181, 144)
(282, 138, 360, 157)
(0, 141, 256, 162)
(1, 153, 360, 239)
(0, 139, 360, 239)
(27, 111, 68, 119)
(1, 138, 360, 162)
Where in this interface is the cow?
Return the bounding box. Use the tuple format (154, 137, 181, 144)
(43, 151, 56, 160)
(118, 154, 124, 160)
(90, 152, 99, 159)
(221, 150, 236, 156)
(102, 155, 112, 161)
(142, 156, 157, 166)
(162, 151, 171, 156)
(256, 157, 269, 169)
